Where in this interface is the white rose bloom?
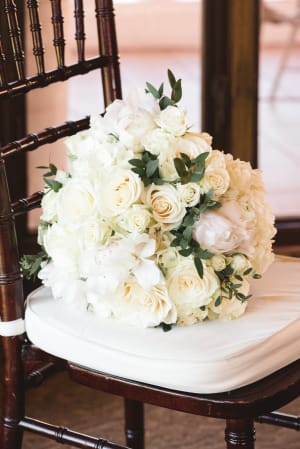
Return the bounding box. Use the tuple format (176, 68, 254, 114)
(112, 277, 177, 328)
(201, 167, 230, 197)
(230, 254, 250, 274)
(158, 150, 179, 182)
(192, 208, 250, 255)
(56, 178, 96, 229)
(176, 182, 201, 207)
(146, 184, 186, 230)
(41, 189, 59, 223)
(142, 128, 176, 156)
(42, 223, 80, 274)
(118, 205, 152, 233)
(211, 254, 227, 272)
(157, 246, 181, 271)
(80, 218, 111, 248)
(100, 168, 143, 217)
(155, 106, 188, 136)
(167, 258, 220, 311)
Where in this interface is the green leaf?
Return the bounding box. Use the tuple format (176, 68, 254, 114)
(159, 96, 174, 110)
(243, 267, 252, 276)
(161, 322, 172, 332)
(129, 158, 145, 168)
(192, 152, 209, 165)
(146, 159, 159, 177)
(196, 248, 214, 260)
(194, 256, 204, 278)
(131, 167, 145, 177)
(44, 179, 63, 192)
(153, 178, 164, 185)
(234, 274, 243, 281)
(183, 226, 193, 241)
(168, 69, 176, 88)
(179, 248, 193, 257)
(158, 82, 164, 97)
(37, 165, 49, 169)
(171, 79, 182, 103)
(174, 158, 188, 177)
(180, 239, 189, 249)
(190, 172, 204, 183)
(214, 296, 222, 307)
(180, 152, 192, 168)
(182, 214, 195, 227)
(146, 82, 160, 99)
(253, 273, 262, 279)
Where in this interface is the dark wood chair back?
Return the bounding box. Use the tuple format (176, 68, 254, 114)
(0, 1, 127, 448)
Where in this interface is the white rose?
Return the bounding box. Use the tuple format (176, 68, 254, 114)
(230, 254, 250, 274)
(100, 168, 143, 217)
(158, 150, 179, 182)
(201, 167, 230, 197)
(157, 246, 181, 271)
(142, 128, 176, 156)
(167, 258, 220, 310)
(145, 184, 186, 229)
(118, 205, 153, 233)
(176, 182, 201, 207)
(211, 254, 227, 272)
(155, 106, 188, 136)
(56, 178, 96, 228)
(192, 209, 250, 255)
(41, 189, 59, 223)
(42, 223, 80, 273)
(80, 218, 111, 248)
(113, 277, 177, 328)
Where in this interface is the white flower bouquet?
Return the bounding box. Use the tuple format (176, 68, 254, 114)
(22, 71, 276, 329)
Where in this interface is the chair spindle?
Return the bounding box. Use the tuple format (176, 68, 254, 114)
(27, 0, 45, 75)
(74, 0, 85, 62)
(50, 0, 65, 68)
(4, 0, 26, 80)
(0, 36, 8, 87)
(94, 0, 122, 106)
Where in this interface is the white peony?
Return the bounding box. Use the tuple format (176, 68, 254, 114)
(145, 184, 186, 229)
(142, 128, 176, 156)
(155, 105, 188, 136)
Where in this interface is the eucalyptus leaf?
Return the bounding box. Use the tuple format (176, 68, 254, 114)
(44, 179, 63, 193)
(146, 82, 160, 99)
(168, 69, 176, 88)
(194, 257, 204, 278)
(146, 159, 159, 177)
(174, 158, 188, 177)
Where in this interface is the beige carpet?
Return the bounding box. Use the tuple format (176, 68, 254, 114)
(22, 371, 299, 449)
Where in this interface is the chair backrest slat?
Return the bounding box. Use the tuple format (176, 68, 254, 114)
(74, 0, 85, 62)
(50, 0, 65, 69)
(0, 36, 8, 87)
(4, 0, 25, 80)
(95, 0, 121, 105)
(11, 191, 43, 216)
(27, 0, 45, 75)
(1, 117, 90, 158)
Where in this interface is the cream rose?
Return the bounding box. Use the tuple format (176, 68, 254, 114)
(145, 184, 186, 229)
(211, 254, 227, 272)
(167, 258, 220, 309)
(201, 167, 230, 197)
(113, 277, 177, 328)
(100, 168, 143, 217)
(155, 106, 188, 136)
(176, 182, 201, 207)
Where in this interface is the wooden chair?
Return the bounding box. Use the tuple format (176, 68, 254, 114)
(0, 2, 299, 449)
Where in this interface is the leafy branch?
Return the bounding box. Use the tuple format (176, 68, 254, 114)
(129, 151, 163, 187)
(20, 249, 49, 281)
(170, 190, 221, 278)
(174, 151, 209, 184)
(37, 163, 63, 193)
(145, 69, 182, 110)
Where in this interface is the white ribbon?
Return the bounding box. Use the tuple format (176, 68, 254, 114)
(0, 318, 25, 336)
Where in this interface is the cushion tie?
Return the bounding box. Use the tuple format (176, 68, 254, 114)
(0, 318, 25, 336)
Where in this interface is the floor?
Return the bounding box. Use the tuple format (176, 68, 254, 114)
(68, 46, 300, 218)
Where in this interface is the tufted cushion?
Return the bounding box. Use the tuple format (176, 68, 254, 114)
(25, 256, 300, 394)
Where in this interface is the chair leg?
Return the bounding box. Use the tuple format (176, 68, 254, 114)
(124, 398, 144, 449)
(0, 338, 24, 449)
(225, 418, 255, 449)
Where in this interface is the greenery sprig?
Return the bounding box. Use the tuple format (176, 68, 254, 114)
(129, 151, 163, 186)
(145, 69, 182, 110)
(170, 190, 221, 279)
(174, 151, 209, 184)
(37, 163, 63, 193)
(20, 248, 49, 281)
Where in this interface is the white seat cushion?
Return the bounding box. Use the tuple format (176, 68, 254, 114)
(25, 256, 300, 394)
